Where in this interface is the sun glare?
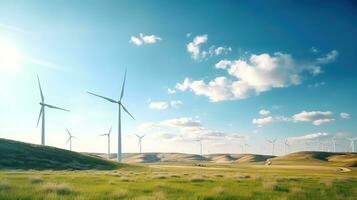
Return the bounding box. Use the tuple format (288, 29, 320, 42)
(0, 37, 21, 71)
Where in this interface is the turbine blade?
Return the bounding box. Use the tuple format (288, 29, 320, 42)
(36, 106, 43, 127)
(45, 104, 70, 112)
(66, 128, 71, 136)
(65, 137, 70, 145)
(99, 134, 107, 136)
(135, 134, 140, 138)
(87, 92, 118, 103)
(37, 75, 44, 102)
(121, 104, 135, 120)
(120, 69, 127, 101)
(108, 127, 112, 135)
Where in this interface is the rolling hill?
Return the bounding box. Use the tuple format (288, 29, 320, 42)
(0, 138, 121, 170)
(272, 151, 357, 167)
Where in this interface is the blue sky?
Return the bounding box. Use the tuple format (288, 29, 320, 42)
(0, 0, 356, 155)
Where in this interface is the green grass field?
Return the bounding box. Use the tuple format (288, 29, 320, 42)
(1, 163, 357, 200)
(1, 138, 357, 199)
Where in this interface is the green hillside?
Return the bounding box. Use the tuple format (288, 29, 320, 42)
(0, 138, 121, 170)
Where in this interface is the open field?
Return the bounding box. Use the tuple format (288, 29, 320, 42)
(1, 163, 357, 200)
(1, 138, 357, 199)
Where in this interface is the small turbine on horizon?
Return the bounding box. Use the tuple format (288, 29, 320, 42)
(88, 69, 135, 162)
(193, 138, 203, 155)
(37, 75, 69, 145)
(267, 139, 277, 155)
(284, 139, 290, 155)
(332, 136, 337, 152)
(347, 137, 357, 152)
(65, 129, 76, 151)
(99, 127, 112, 159)
(135, 134, 145, 153)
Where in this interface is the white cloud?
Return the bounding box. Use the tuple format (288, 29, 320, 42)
(316, 50, 338, 64)
(149, 101, 169, 110)
(292, 111, 334, 126)
(187, 34, 208, 60)
(340, 112, 350, 119)
(288, 132, 329, 143)
(138, 117, 243, 141)
(167, 88, 176, 94)
(176, 50, 337, 102)
(252, 116, 290, 127)
(130, 33, 161, 46)
(308, 81, 326, 88)
(186, 35, 231, 61)
(129, 36, 143, 46)
(259, 109, 270, 116)
(149, 100, 182, 110)
(170, 100, 182, 108)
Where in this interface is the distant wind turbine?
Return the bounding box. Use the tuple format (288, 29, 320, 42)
(284, 139, 290, 155)
(267, 139, 277, 155)
(135, 134, 145, 153)
(36, 75, 69, 145)
(87, 69, 135, 162)
(193, 138, 203, 155)
(65, 129, 76, 151)
(347, 137, 357, 152)
(99, 127, 112, 159)
(331, 136, 336, 152)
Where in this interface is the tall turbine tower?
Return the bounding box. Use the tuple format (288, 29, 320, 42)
(99, 127, 112, 159)
(135, 134, 145, 153)
(37, 75, 69, 145)
(88, 70, 135, 162)
(347, 137, 357, 152)
(267, 139, 277, 155)
(193, 138, 203, 155)
(65, 129, 76, 151)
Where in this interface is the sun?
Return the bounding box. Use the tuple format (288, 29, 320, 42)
(0, 37, 21, 70)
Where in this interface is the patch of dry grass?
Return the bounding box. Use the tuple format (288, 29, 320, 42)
(40, 183, 73, 195)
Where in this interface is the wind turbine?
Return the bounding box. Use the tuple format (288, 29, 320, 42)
(36, 75, 69, 145)
(267, 139, 277, 155)
(284, 139, 290, 155)
(347, 137, 357, 152)
(87, 70, 135, 162)
(193, 138, 203, 155)
(135, 134, 145, 153)
(331, 136, 336, 152)
(99, 127, 112, 159)
(65, 129, 76, 151)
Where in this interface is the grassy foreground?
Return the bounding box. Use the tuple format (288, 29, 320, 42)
(1, 163, 356, 200)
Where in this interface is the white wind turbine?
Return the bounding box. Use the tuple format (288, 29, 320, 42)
(347, 137, 357, 152)
(193, 138, 203, 155)
(267, 139, 277, 155)
(65, 129, 76, 151)
(88, 70, 135, 162)
(284, 139, 290, 155)
(99, 127, 112, 159)
(331, 136, 337, 152)
(135, 134, 145, 153)
(37, 75, 69, 145)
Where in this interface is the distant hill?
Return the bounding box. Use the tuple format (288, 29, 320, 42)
(90, 152, 275, 164)
(0, 138, 121, 170)
(272, 151, 357, 167)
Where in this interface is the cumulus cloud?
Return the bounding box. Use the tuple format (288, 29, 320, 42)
(176, 50, 337, 102)
(149, 100, 182, 110)
(316, 50, 338, 64)
(186, 35, 231, 61)
(292, 111, 334, 126)
(149, 101, 169, 110)
(252, 116, 290, 127)
(170, 100, 182, 108)
(340, 112, 350, 119)
(138, 117, 243, 141)
(130, 33, 162, 46)
(288, 132, 329, 144)
(259, 109, 270, 116)
(167, 88, 176, 94)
